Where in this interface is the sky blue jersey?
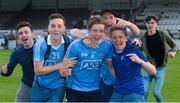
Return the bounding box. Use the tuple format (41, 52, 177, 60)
(33, 35, 67, 89)
(66, 39, 112, 91)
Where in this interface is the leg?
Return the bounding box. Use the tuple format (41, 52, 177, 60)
(143, 70, 153, 102)
(66, 87, 82, 102)
(48, 87, 65, 102)
(122, 93, 144, 102)
(84, 89, 102, 102)
(153, 66, 166, 102)
(110, 91, 123, 102)
(15, 82, 31, 102)
(100, 63, 114, 102)
(101, 81, 114, 102)
(30, 81, 47, 102)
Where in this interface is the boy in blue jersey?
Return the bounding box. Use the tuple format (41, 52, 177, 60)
(100, 9, 141, 101)
(31, 13, 77, 102)
(65, 17, 114, 102)
(69, 9, 141, 102)
(0, 22, 35, 102)
(109, 25, 156, 102)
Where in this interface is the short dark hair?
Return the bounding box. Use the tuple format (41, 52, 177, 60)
(110, 25, 127, 38)
(16, 21, 33, 32)
(145, 16, 158, 23)
(101, 9, 114, 16)
(49, 13, 66, 24)
(90, 9, 102, 16)
(87, 17, 105, 30)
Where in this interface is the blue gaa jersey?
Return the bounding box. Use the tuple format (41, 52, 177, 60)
(66, 39, 112, 91)
(112, 43, 148, 95)
(33, 35, 68, 89)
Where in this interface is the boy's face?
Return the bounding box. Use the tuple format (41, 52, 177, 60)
(102, 12, 116, 27)
(89, 24, 105, 41)
(146, 19, 157, 32)
(48, 18, 65, 40)
(17, 26, 34, 47)
(111, 30, 127, 51)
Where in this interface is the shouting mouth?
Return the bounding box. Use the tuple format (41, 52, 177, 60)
(22, 38, 28, 42)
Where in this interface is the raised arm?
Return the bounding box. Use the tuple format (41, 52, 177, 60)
(70, 28, 86, 39)
(116, 17, 140, 36)
(1, 51, 18, 76)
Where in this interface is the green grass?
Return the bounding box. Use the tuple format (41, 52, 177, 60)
(147, 52, 180, 102)
(0, 50, 22, 102)
(0, 50, 180, 102)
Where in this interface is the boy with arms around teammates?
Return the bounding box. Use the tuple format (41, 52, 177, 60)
(69, 9, 141, 102)
(31, 13, 77, 102)
(65, 17, 114, 102)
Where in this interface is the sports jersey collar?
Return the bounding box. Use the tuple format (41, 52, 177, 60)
(47, 35, 65, 49)
(93, 39, 102, 48)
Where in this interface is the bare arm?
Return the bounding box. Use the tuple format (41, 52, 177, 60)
(141, 61, 156, 75)
(70, 28, 86, 39)
(116, 17, 140, 36)
(127, 53, 156, 75)
(34, 57, 77, 75)
(105, 60, 115, 79)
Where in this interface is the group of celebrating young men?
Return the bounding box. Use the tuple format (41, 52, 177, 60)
(0, 9, 176, 102)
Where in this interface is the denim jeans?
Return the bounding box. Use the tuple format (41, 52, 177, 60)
(110, 91, 144, 102)
(30, 81, 65, 102)
(144, 66, 166, 102)
(15, 82, 31, 102)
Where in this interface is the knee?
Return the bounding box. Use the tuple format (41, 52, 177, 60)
(153, 91, 161, 98)
(153, 91, 162, 102)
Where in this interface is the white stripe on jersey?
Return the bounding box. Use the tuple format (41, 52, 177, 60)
(34, 37, 46, 62)
(66, 39, 80, 58)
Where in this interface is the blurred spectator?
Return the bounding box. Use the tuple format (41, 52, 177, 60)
(72, 18, 78, 28)
(4, 35, 8, 50)
(120, 13, 126, 20)
(83, 18, 87, 29)
(90, 9, 102, 18)
(37, 32, 44, 39)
